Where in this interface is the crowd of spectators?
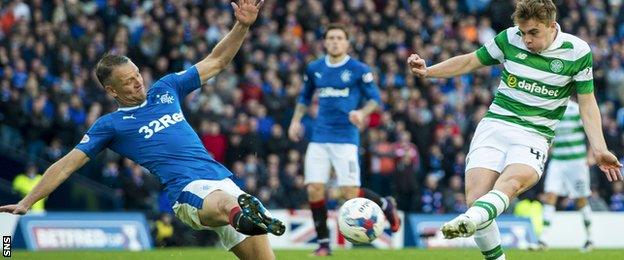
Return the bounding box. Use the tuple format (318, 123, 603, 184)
(2, 0, 624, 226)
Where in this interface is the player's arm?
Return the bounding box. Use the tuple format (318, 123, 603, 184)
(578, 93, 623, 182)
(350, 69, 381, 127)
(356, 100, 378, 116)
(408, 29, 507, 78)
(574, 48, 622, 182)
(195, 0, 263, 82)
(288, 66, 316, 142)
(291, 103, 307, 124)
(0, 149, 90, 214)
(288, 101, 310, 142)
(407, 52, 485, 78)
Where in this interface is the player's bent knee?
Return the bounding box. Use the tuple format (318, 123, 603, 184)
(495, 175, 533, 198)
(307, 183, 325, 200)
(543, 192, 557, 205)
(495, 165, 539, 197)
(340, 186, 359, 200)
(496, 178, 523, 195)
(576, 197, 588, 208)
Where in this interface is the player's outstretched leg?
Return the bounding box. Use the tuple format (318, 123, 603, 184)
(443, 164, 537, 240)
(443, 165, 536, 259)
(442, 186, 511, 239)
(196, 190, 283, 236)
(237, 193, 286, 236)
(450, 167, 505, 259)
(441, 169, 498, 239)
(192, 188, 280, 260)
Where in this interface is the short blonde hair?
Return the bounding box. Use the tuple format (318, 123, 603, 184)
(511, 0, 557, 25)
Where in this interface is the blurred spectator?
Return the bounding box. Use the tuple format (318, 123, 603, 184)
(230, 161, 247, 188)
(201, 120, 227, 163)
(12, 163, 45, 212)
(265, 125, 290, 157)
(420, 174, 444, 214)
(443, 175, 467, 213)
(370, 129, 396, 196)
(610, 182, 624, 211)
(588, 188, 610, 211)
(394, 148, 419, 211)
(287, 175, 308, 209)
(154, 213, 175, 247)
(225, 134, 245, 167)
(101, 160, 124, 210)
(122, 164, 159, 214)
(44, 137, 65, 162)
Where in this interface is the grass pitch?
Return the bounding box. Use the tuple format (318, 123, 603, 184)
(11, 248, 624, 259)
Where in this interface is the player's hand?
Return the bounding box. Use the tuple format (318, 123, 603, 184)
(349, 110, 365, 129)
(288, 120, 303, 142)
(0, 203, 29, 215)
(595, 150, 623, 182)
(231, 0, 264, 27)
(407, 53, 428, 78)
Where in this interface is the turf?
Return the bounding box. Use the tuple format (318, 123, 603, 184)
(11, 248, 624, 259)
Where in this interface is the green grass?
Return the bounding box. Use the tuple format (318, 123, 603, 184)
(11, 248, 624, 259)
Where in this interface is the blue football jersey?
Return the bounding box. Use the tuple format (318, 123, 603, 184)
(75, 66, 232, 204)
(298, 56, 381, 145)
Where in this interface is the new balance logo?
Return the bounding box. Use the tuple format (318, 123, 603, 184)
(138, 111, 185, 139)
(515, 53, 528, 59)
(123, 114, 136, 120)
(314, 72, 322, 79)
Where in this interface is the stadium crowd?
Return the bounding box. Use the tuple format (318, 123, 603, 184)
(2, 0, 624, 236)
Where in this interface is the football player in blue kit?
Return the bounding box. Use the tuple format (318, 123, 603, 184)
(0, 1, 284, 259)
(288, 24, 401, 256)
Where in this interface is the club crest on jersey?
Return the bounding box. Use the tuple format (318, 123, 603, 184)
(341, 70, 352, 83)
(362, 72, 374, 83)
(157, 93, 175, 104)
(550, 59, 564, 73)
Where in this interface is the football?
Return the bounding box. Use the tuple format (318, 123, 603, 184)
(338, 198, 386, 244)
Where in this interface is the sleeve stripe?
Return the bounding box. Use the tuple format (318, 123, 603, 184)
(486, 39, 505, 63)
(573, 67, 593, 81)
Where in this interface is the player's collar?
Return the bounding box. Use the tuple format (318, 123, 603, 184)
(543, 23, 563, 52)
(117, 100, 147, 111)
(325, 55, 350, 68)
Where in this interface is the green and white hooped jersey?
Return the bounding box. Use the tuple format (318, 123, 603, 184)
(475, 25, 594, 140)
(551, 101, 586, 160)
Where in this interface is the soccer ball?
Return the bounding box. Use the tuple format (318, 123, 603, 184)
(338, 198, 386, 244)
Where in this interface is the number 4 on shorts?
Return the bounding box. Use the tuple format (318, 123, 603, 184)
(530, 148, 542, 160)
